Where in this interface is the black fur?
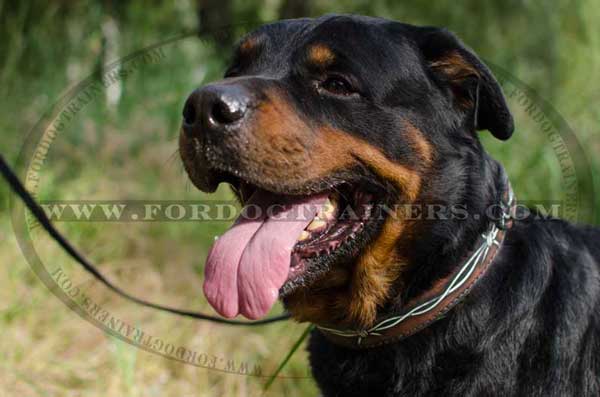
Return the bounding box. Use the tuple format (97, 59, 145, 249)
(309, 208, 600, 396)
(188, 14, 600, 396)
(295, 16, 600, 397)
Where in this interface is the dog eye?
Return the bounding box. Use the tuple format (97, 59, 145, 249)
(319, 75, 357, 96)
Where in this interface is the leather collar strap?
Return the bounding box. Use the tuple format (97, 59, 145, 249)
(317, 182, 517, 349)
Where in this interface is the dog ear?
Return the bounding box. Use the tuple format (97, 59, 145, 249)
(415, 27, 514, 140)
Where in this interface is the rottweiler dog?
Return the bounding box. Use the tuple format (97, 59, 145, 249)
(179, 14, 600, 397)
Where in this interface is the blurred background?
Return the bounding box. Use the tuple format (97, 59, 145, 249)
(1, 0, 599, 396)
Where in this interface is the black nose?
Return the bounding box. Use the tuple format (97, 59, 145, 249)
(182, 84, 251, 136)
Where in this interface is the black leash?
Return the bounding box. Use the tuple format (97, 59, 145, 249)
(0, 154, 290, 326)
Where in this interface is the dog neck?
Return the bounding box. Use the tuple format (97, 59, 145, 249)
(317, 159, 516, 349)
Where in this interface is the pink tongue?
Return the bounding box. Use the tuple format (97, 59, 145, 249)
(203, 190, 327, 319)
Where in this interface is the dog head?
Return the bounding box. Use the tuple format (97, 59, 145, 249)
(179, 15, 513, 329)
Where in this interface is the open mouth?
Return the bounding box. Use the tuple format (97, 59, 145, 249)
(199, 167, 388, 320)
(288, 187, 376, 288)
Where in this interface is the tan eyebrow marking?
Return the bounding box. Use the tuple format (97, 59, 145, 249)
(239, 36, 259, 53)
(308, 44, 336, 66)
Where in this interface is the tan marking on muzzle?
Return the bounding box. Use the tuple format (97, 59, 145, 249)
(282, 127, 429, 328)
(181, 88, 432, 328)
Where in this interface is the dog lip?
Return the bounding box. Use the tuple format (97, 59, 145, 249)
(181, 141, 220, 193)
(199, 155, 352, 197)
(191, 153, 350, 197)
(280, 186, 384, 296)
(186, 137, 369, 196)
(184, 140, 389, 297)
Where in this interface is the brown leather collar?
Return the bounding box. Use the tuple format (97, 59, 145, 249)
(317, 182, 517, 349)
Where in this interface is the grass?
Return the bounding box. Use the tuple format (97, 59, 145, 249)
(1, 0, 599, 396)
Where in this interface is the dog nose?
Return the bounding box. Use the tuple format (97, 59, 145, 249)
(182, 84, 251, 136)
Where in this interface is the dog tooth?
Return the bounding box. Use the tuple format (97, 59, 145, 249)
(316, 198, 336, 221)
(297, 230, 311, 242)
(307, 219, 327, 231)
(326, 199, 337, 216)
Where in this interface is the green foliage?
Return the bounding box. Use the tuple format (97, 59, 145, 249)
(1, 0, 598, 222)
(0, 1, 598, 395)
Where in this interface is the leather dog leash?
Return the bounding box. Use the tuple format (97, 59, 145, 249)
(0, 154, 290, 326)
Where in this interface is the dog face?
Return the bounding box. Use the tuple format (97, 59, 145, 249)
(179, 15, 513, 328)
